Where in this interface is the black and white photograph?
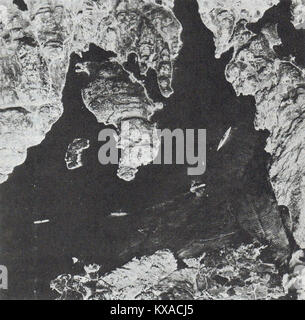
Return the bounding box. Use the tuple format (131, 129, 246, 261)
(0, 0, 304, 304)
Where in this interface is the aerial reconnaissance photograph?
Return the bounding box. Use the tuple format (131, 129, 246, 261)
(0, 0, 304, 305)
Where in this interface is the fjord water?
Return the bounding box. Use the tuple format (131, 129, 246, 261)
(0, 0, 297, 299)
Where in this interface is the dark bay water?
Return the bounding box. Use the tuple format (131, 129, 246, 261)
(0, 0, 298, 299)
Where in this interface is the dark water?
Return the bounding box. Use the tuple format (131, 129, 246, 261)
(0, 0, 297, 299)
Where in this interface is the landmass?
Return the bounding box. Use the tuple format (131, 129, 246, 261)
(80, 60, 162, 181)
(0, 0, 68, 183)
(291, 0, 305, 29)
(1, 0, 305, 300)
(0, 0, 183, 183)
(51, 244, 289, 300)
(196, 0, 305, 289)
(65, 138, 90, 170)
